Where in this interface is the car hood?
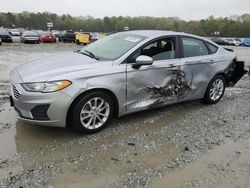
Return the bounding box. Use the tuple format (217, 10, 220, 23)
(15, 51, 110, 82)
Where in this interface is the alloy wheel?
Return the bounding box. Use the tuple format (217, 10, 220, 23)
(80, 97, 110, 129)
(209, 79, 224, 101)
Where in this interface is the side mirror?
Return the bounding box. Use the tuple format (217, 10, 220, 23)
(132, 55, 153, 69)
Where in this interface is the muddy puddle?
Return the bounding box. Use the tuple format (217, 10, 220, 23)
(0, 97, 204, 187)
(149, 139, 250, 188)
(54, 143, 179, 188)
(0, 99, 203, 160)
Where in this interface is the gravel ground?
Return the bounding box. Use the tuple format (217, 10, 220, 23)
(0, 42, 249, 188)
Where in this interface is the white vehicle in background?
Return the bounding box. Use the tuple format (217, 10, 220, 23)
(234, 38, 242, 46)
(225, 38, 241, 46)
(8, 29, 21, 36)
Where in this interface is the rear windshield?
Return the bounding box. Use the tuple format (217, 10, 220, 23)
(23, 32, 38, 36)
(0, 30, 9, 35)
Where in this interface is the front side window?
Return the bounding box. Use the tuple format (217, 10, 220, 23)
(140, 37, 176, 61)
(80, 34, 146, 61)
(182, 38, 209, 58)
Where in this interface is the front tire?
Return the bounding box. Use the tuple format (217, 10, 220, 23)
(203, 75, 226, 104)
(70, 91, 114, 134)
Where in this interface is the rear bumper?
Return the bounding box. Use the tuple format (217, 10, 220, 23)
(41, 37, 56, 42)
(225, 60, 248, 87)
(1, 38, 12, 42)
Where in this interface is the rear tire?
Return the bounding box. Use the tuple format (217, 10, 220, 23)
(70, 91, 114, 134)
(203, 75, 226, 104)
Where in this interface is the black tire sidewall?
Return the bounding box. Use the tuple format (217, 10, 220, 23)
(204, 75, 226, 104)
(71, 91, 114, 134)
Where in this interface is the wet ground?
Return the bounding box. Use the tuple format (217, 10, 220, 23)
(0, 42, 250, 188)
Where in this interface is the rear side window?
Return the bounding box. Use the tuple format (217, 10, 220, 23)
(206, 42, 218, 54)
(182, 37, 209, 58)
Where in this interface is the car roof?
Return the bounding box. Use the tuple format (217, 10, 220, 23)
(117, 30, 199, 38)
(115, 30, 220, 47)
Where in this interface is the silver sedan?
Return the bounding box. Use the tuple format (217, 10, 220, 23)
(10, 30, 247, 133)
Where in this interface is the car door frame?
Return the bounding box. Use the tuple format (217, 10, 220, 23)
(123, 35, 185, 113)
(123, 35, 181, 64)
(178, 35, 218, 101)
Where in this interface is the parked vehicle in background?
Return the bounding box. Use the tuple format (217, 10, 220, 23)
(39, 32, 56, 43)
(75, 32, 92, 45)
(240, 38, 250, 47)
(51, 30, 60, 38)
(211, 38, 229, 45)
(90, 32, 106, 42)
(0, 29, 13, 42)
(224, 39, 236, 46)
(21, 31, 40, 43)
(33, 30, 44, 37)
(90, 32, 98, 42)
(8, 29, 21, 36)
(58, 30, 76, 42)
(10, 30, 247, 133)
(0, 37, 2, 45)
(234, 38, 242, 46)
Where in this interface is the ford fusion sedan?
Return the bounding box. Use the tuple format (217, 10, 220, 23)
(10, 30, 247, 133)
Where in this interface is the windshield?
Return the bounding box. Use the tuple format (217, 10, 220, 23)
(10, 29, 18, 32)
(80, 33, 146, 60)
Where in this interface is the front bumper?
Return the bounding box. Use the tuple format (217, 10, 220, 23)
(10, 82, 72, 128)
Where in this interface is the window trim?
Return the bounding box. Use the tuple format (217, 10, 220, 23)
(179, 36, 211, 58)
(123, 35, 180, 64)
(205, 41, 219, 54)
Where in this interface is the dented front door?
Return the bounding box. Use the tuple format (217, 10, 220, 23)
(126, 59, 193, 112)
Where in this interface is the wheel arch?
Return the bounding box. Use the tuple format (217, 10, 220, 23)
(66, 88, 119, 128)
(203, 72, 226, 98)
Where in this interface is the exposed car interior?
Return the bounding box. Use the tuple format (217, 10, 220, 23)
(141, 37, 176, 60)
(128, 37, 176, 63)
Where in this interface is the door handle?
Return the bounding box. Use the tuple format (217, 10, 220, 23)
(208, 60, 216, 64)
(185, 61, 202, 65)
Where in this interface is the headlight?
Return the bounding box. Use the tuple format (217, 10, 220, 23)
(21, 80, 72, 93)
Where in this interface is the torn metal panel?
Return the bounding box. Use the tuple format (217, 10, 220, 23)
(225, 60, 248, 87)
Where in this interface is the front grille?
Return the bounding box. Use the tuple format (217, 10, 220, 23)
(12, 85, 21, 99)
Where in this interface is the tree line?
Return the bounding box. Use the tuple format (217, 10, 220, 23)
(0, 11, 250, 37)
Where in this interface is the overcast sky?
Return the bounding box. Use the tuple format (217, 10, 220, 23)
(0, 0, 249, 20)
